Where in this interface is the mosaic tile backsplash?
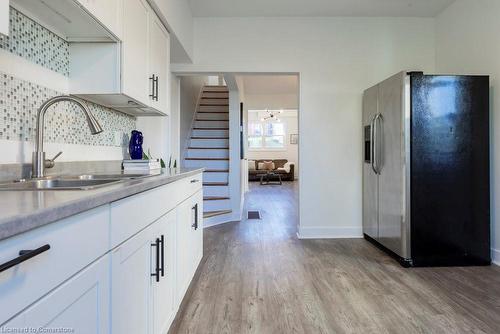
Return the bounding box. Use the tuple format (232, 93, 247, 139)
(0, 8, 70, 76)
(0, 8, 137, 148)
(0, 72, 135, 147)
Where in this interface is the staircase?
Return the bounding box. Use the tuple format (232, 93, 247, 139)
(183, 85, 233, 224)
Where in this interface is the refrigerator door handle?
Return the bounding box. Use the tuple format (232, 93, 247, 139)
(374, 113, 383, 174)
(370, 115, 377, 174)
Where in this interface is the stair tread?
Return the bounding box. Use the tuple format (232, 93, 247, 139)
(185, 157, 229, 161)
(188, 147, 229, 150)
(193, 127, 229, 130)
(191, 137, 229, 140)
(197, 111, 229, 114)
(203, 210, 232, 218)
(195, 119, 229, 121)
(203, 182, 229, 186)
(204, 196, 230, 201)
(204, 169, 229, 173)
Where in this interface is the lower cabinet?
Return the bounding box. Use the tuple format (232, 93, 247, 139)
(111, 209, 176, 334)
(176, 189, 203, 305)
(4, 254, 110, 334)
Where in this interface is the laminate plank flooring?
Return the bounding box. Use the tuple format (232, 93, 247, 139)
(169, 182, 500, 334)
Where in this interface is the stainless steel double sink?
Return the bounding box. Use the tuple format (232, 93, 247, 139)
(0, 173, 156, 191)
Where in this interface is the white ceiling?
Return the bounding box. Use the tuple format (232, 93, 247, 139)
(242, 75, 299, 95)
(188, 0, 455, 18)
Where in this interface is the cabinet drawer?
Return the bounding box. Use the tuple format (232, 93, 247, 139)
(177, 172, 203, 199)
(0, 206, 110, 325)
(110, 180, 182, 247)
(110, 174, 203, 248)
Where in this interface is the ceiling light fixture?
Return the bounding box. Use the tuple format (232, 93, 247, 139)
(261, 109, 283, 122)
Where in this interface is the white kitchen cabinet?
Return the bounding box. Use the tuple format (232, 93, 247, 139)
(176, 189, 203, 305)
(71, 0, 170, 116)
(111, 220, 156, 334)
(153, 210, 177, 334)
(0, 0, 8, 36)
(78, 0, 122, 39)
(5, 255, 110, 334)
(148, 12, 170, 114)
(121, 0, 150, 107)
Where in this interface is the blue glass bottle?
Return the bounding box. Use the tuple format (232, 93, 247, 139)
(129, 130, 143, 160)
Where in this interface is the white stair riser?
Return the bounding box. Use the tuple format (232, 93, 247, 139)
(196, 113, 229, 120)
(203, 172, 229, 183)
(200, 99, 228, 105)
(190, 138, 229, 148)
(203, 186, 229, 197)
(184, 160, 229, 169)
(192, 129, 229, 137)
(204, 199, 231, 211)
(195, 120, 229, 128)
(187, 149, 229, 159)
(198, 105, 229, 112)
(202, 92, 229, 99)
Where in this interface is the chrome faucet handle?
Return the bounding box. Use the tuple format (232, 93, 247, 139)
(44, 151, 63, 169)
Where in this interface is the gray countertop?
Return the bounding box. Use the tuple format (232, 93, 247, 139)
(0, 168, 203, 241)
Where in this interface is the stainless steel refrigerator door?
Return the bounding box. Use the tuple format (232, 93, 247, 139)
(362, 85, 379, 240)
(376, 71, 410, 258)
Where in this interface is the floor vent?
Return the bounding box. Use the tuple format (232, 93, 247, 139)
(247, 211, 261, 220)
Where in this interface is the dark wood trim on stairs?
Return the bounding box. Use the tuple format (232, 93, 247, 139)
(195, 119, 229, 121)
(196, 111, 229, 114)
(204, 196, 230, 201)
(204, 169, 229, 173)
(193, 127, 229, 130)
(203, 210, 232, 218)
(188, 147, 229, 150)
(203, 182, 229, 186)
(191, 137, 229, 140)
(185, 157, 229, 161)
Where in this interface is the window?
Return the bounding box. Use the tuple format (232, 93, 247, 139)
(248, 120, 285, 149)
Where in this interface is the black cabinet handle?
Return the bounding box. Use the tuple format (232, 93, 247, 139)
(192, 203, 198, 230)
(0, 244, 50, 274)
(190, 179, 199, 183)
(159, 235, 164, 277)
(154, 75, 159, 101)
(151, 238, 160, 282)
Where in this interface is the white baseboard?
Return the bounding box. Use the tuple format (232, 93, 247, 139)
(297, 226, 363, 239)
(492, 248, 500, 266)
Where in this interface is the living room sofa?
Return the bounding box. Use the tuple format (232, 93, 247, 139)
(248, 159, 295, 181)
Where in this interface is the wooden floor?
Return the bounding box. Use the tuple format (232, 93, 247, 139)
(170, 182, 500, 334)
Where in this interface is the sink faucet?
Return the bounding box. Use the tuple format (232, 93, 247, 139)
(32, 96, 103, 178)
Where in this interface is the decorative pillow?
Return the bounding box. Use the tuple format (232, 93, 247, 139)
(262, 161, 275, 171)
(282, 162, 293, 173)
(248, 160, 256, 170)
(257, 162, 265, 170)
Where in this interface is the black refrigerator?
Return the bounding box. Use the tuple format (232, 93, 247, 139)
(362, 71, 490, 267)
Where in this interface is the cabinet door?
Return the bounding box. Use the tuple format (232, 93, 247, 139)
(153, 210, 176, 334)
(111, 222, 157, 334)
(148, 13, 170, 114)
(79, 0, 122, 38)
(176, 190, 203, 305)
(4, 255, 110, 334)
(122, 0, 150, 105)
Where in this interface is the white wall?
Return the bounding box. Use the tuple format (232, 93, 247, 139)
(436, 0, 500, 264)
(173, 17, 436, 238)
(179, 76, 208, 163)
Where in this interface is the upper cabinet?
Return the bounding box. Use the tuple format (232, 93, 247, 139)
(72, 0, 170, 116)
(0, 0, 8, 36)
(78, 0, 123, 39)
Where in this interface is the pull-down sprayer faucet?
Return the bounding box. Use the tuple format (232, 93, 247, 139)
(32, 96, 103, 178)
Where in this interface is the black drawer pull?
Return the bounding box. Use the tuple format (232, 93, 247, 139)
(190, 179, 199, 183)
(0, 244, 50, 274)
(192, 203, 199, 230)
(151, 238, 160, 282)
(160, 235, 165, 277)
